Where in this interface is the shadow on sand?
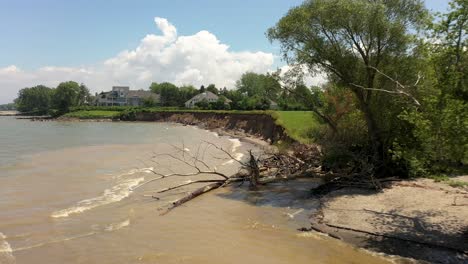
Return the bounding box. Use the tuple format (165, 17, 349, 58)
(216, 178, 468, 264)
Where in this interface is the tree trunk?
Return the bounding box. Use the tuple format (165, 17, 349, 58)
(249, 151, 260, 189)
(358, 98, 383, 166)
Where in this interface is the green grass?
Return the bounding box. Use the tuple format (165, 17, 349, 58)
(63, 108, 321, 143)
(427, 174, 468, 188)
(271, 111, 320, 144)
(63, 110, 121, 119)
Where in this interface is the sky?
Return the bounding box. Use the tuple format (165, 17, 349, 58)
(0, 0, 450, 104)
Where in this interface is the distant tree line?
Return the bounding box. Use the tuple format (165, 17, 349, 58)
(15, 81, 92, 115)
(0, 103, 16, 111)
(149, 72, 323, 110)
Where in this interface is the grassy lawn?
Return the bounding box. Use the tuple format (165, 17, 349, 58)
(272, 111, 321, 144)
(63, 108, 321, 143)
(63, 110, 121, 119)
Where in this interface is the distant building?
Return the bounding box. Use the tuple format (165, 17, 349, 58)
(269, 99, 279, 110)
(184, 91, 231, 108)
(95, 86, 160, 106)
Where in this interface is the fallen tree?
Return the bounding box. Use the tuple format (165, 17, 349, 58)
(132, 141, 324, 215)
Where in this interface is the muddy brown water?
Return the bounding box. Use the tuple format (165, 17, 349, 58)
(0, 117, 395, 263)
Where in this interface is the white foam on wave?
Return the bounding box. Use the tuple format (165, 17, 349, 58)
(13, 232, 96, 252)
(113, 167, 154, 179)
(228, 138, 241, 153)
(221, 139, 244, 165)
(105, 219, 130, 232)
(0, 232, 15, 263)
(222, 153, 245, 165)
(51, 177, 145, 218)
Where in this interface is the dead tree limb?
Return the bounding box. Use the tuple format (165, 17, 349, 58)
(159, 182, 224, 216)
(135, 141, 323, 215)
(350, 66, 421, 106)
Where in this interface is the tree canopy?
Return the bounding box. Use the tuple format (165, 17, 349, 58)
(15, 85, 53, 114)
(268, 0, 429, 167)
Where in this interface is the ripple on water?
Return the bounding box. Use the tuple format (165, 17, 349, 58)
(0, 232, 15, 264)
(51, 177, 145, 218)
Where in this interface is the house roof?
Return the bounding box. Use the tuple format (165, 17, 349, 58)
(185, 91, 219, 104)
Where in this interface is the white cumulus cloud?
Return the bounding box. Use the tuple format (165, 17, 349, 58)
(0, 17, 275, 104)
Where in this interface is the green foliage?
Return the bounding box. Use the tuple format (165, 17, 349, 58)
(52, 81, 82, 114)
(268, 0, 431, 174)
(195, 97, 231, 110)
(142, 97, 157, 107)
(271, 111, 321, 144)
(69, 106, 131, 112)
(427, 174, 468, 188)
(0, 103, 16, 111)
(150, 82, 199, 107)
(206, 84, 219, 95)
(389, 1, 468, 177)
(150, 82, 180, 106)
(15, 85, 53, 114)
(236, 72, 281, 100)
(63, 110, 121, 119)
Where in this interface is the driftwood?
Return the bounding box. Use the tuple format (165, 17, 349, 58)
(136, 141, 397, 215)
(134, 141, 319, 215)
(159, 182, 224, 216)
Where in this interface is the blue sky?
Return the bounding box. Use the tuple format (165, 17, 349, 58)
(0, 0, 450, 103)
(0, 0, 448, 69)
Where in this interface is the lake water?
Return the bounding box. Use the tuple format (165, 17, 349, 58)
(0, 117, 393, 264)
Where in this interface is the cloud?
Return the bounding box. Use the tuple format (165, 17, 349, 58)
(0, 17, 274, 104)
(277, 64, 328, 88)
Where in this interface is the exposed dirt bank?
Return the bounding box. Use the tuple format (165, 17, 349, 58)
(125, 111, 294, 144)
(310, 176, 468, 264)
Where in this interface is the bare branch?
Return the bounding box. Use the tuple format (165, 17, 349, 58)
(350, 66, 421, 106)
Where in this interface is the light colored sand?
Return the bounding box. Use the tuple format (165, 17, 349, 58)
(319, 176, 468, 260)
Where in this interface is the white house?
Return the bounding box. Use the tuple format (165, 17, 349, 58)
(185, 91, 231, 108)
(95, 86, 160, 106)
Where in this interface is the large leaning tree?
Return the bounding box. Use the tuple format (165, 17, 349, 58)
(268, 0, 428, 167)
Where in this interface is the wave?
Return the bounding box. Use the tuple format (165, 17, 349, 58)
(13, 232, 96, 252)
(222, 153, 245, 165)
(11, 220, 130, 253)
(113, 167, 154, 179)
(51, 177, 145, 218)
(104, 219, 130, 232)
(0, 232, 15, 263)
(228, 138, 241, 153)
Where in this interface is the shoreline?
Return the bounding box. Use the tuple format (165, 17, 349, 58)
(310, 177, 468, 263)
(15, 115, 468, 263)
(55, 115, 279, 150)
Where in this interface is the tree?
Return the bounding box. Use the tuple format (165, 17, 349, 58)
(430, 0, 467, 100)
(143, 97, 157, 107)
(15, 85, 53, 114)
(52, 81, 81, 113)
(392, 0, 468, 175)
(268, 0, 428, 165)
(206, 84, 219, 95)
(77, 83, 92, 106)
(179, 85, 199, 105)
(199, 85, 206, 93)
(236, 72, 281, 100)
(150, 82, 180, 106)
